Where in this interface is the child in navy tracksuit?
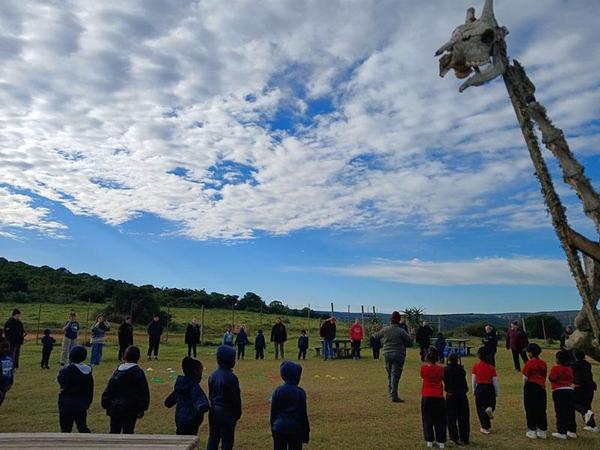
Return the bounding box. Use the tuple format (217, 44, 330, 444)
(101, 346, 150, 434)
(444, 352, 470, 445)
(207, 345, 242, 450)
(255, 329, 266, 360)
(297, 330, 309, 360)
(41, 328, 56, 369)
(369, 334, 382, 360)
(57, 346, 93, 433)
(435, 333, 446, 363)
(0, 339, 14, 407)
(549, 350, 576, 439)
(165, 357, 210, 436)
(572, 349, 598, 432)
(271, 361, 310, 450)
(235, 327, 249, 360)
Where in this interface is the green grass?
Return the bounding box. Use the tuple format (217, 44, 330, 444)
(1, 304, 600, 449)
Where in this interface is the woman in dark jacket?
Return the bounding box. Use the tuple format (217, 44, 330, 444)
(185, 318, 201, 358)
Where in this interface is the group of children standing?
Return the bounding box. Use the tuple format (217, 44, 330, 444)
(223, 326, 310, 362)
(419, 344, 598, 448)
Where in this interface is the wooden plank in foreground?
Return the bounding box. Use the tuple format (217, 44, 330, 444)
(0, 433, 199, 449)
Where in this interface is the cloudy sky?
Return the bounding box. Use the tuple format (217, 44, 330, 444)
(1, 0, 599, 313)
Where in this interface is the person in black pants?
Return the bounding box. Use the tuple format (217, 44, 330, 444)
(444, 352, 470, 445)
(297, 330, 308, 360)
(102, 346, 150, 434)
(549, 350, 576, 439)
(420, 348, 446, 447)
(481, 325, 498, 366)
(147, 315, 163, 360)
(255, 329, 266, 360)
(522, 343, 548, 439)
(370, 333, 381, 360)
(416, 321, 434, 362)
(185, 318, 201, 358)
(118, 317, 134, 361)
(572, 349, 598, 432)
(3, 309, 26, 369)
(57, 346, 93, 433)
(235, 326, 249, 360)
(472, 348, 499, 433)
(41, 329, 56, 369)
(506, 321, 529, 371)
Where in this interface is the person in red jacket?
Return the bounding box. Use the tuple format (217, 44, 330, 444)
(549, 350, 577, 440)
(522, 343, 547, 439)
(349, 319, 364, 360)
(506, 321, 529, 371)
(421, 347, 446, 448)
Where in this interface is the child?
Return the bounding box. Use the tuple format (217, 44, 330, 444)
(57, 346, 93, 433)
(471, 347, 499, 434)
(41, 328, 56, 369)
(235, 326, 248, 360)
(207, 345, 242, 450)
(101, 346, 150, 434)
(522, 343, 547, 439)
(444, 352, 470, 445)
(222, 326, 234, 347)
(435, 333, 446, 363)
(298, 330, 309, 360)
(0, 340, 14, 406)
(165, 357, 210, 435)
(271, 361, 310, 449)
(369, 333, 382, 360)
(549, 350, 577, 439)
(421, 348, 446, 448)
(255, 329, 266, 360)
(572, 349, 598, 432)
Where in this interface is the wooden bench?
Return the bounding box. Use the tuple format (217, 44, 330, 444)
(0, 433, 199, 449)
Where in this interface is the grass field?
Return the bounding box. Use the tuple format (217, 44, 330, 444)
(1, 305, 600, 449)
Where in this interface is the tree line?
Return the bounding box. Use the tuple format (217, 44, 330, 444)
(0, 258, 314, 324)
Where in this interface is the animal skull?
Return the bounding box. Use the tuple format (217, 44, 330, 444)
(435, 0, 509, 92)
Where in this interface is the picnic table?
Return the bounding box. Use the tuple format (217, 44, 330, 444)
(444, 338, 473, 362)
(314, 339, 353, 358)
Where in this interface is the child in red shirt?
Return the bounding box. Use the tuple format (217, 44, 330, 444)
(522, 343, 547, 439)
(471, 347, 498, 434)
(549, 350, 576, 440)
(420, 347, 446, 449)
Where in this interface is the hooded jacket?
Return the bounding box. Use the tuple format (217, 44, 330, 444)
(349, 323, 364, 341)
(57, 363, 94, 413)
(416, 325, 433, 347)
(90, 321, 110, 345)
(0, 354, 14, 392)
(4, 317, 25, 346)
(444, 363, 469, 395)
(165, 375, 210, 428)
(372, 323, 412, 355)
(572, 359, 597, 391)
(63, 320, 80, 340)
(118, 322, 134, 346)
(435, 335, 446, 354)
(208, 346, 242, 420)
(147, 321, 164, 339)
(482, 330, 498, 354)
(319, 321, 336, 341)
(270, 361, 310, 443)
(101, 363, 150, 417)
(185, 323, 201, 345)
(254, 332, 266, 349)
(236, 329, 249, 346)
(271, 323, 287, 343)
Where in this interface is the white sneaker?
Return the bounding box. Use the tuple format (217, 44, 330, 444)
(552, 433, 567, 440)
(584, 410, 594, 424)
(566, 431, 577, 438)
(438, 444, 445, 449)
(480, 428, 491, 435)
(584, 426, 599, 433)
(536, 430, 547, 439)
(426, 442, 434, 448)
(525, 430, 537, 439)
(485, 407, 494, 419)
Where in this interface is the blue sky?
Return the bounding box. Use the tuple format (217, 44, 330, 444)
(1, 0, 599, 313)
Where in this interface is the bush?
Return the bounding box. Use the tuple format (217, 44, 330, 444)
(524, 314, 563, 340)
(461, 322, 488, 337)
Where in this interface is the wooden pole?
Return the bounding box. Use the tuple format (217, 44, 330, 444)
(307, 304, 311, 336)
(231, 304, 235, 328)
(438, 315, 441, 333)
(521, 314, 527, 333)
(372, 305, 376, 318)
(361, 305, 365, 329)
(35, 303, 42, 345)
(541, 319, 547, 343)
(83, 297, 91, 345)
(166, 304, 170, 343)
(200, 305, 205, 346)
(330, 302, 334, 315)
(260, 304, 263, 329)
(347, 304, 350, 329)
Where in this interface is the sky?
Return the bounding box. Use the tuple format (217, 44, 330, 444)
(1, 0, 599, 314)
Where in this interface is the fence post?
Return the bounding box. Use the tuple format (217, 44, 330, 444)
(307, 304, 311, 336)
(166, 304, 170, 343)
(541, 319, 547, 343)
(200, 305, 205, 345)
(361, 305, 365, 329)
(35, 303, 42, 345)
(83, 297, 91, 345)
(330, 302, 334, 315)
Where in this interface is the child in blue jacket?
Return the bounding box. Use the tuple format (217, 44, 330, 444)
(41, 328, 56, 369)
(0, 339, 14, 406)
(207, 345, 242, 450)
(57, 346, 93, 433)
(255, 329, 266, 360)
(165, 357, 210, 435)
(297, 330, 309, 360)
(271, 361, 310, 449)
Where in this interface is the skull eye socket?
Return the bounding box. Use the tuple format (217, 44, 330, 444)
(481, 29, 495, 44)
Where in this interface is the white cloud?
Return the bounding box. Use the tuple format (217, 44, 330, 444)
(320, 257, 572, 286)
(0, 1, 598, 240)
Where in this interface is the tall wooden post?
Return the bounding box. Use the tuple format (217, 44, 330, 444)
(347, 304, 350, 328)
(307, 304, 311, 336)
(166, 304, 170, 343)
(361, 305, 365, 329)
(200, 305, 205, 345)
(83, 297, 91, 345)
(541, 319, 547, 343)
(35, 303, 42, 344)
(330, 302, 334, 315)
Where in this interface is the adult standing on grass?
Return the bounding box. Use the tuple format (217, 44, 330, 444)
(481, 325, 498, 366)
(185, 317, 201, 358)
(349, 319, 364, 360)
(3, 309, 26, 369)
(147, 314, 163, 360)
(271, 317, 287, 360)
(372, 311, 412, 403)
(60, 312, 80, 366)
(506, 320, 529, 371)
(90, 314, 110, 366)
(320, 317, 336, 360)
(416, 320, 434, 362)
(117, 317, 134, 361)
